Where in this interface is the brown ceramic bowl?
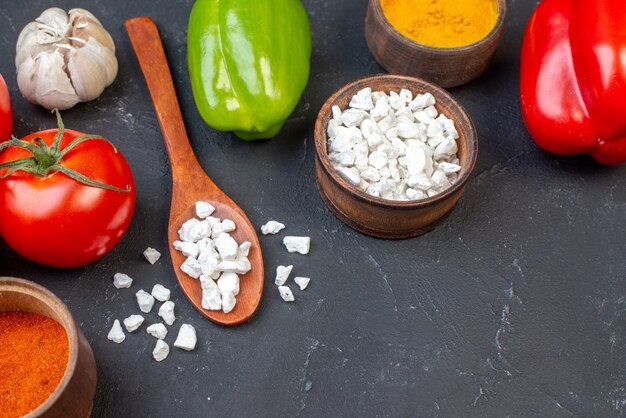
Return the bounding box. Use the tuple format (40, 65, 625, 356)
(365, 0, 506, 88)
(314, 74, 478, 239)
(0, 277, 97, 418)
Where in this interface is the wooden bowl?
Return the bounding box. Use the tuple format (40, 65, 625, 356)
(314, 75, 478, 239)
(365, 0, 506, 88)
(0, 277, 97, 418)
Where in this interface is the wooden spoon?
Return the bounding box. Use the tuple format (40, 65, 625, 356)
(125, 17, 264, 326)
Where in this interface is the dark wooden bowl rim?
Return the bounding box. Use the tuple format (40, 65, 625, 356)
(370, 0, 507, 53)
(0, 277, 80, 417)
(315, 74, 478, 211)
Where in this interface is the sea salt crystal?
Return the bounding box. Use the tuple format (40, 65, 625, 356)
(181, 257, 202, 279)
(201, 275, 222, 311)
(152, 340, 169, 362)
(113, 273, 133, 289)
(158, 301, 176, 326)
(108, 320, 125, 343)
(283, 236, 311, 255)
(278, 286, 295, 302)
(261, 220, 285, 235)
(173, 240, 199, 259)
(178, 218, 200, 242)
(221, 219, 236, 233)
(275, 265, 293, 286)
(123, 315, 144, 333)
(195, 201, 215, 218)
(151, 284, 171, 302)
(136, 289, 155, 313)
(294, 277, 310, 290)
(146, 323, 168, 339)
(221, 291, 236, 314)
(215, 234, 238, 261)
(174, 324, 197, 351)
(218, 272, 240, 296)
(143, 247, 161, 264)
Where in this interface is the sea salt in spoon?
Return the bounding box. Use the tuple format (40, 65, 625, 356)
(126, 17, 263, 326)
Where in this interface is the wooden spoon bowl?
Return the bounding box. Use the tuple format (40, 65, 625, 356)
(0, 277, 97, 418)
(365, 0, 507, 88)
(126, 17, 263, 326)
(314, 74, 478, 239)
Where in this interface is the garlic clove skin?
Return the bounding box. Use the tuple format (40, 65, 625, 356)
(68, 8, 115, 52)
(67, 38, 117, 102)
(15, 7, 117, 110)
(18, 49, 79, 111)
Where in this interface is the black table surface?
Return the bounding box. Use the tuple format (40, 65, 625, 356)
(1, 0, 625, 417)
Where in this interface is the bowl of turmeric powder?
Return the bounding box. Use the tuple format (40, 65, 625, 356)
(365, 0, 506, 88)
(0, 277, 96, 418)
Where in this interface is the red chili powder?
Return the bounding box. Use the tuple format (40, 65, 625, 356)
(0, 312, 69, 418)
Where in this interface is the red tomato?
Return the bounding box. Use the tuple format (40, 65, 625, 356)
(0, 74, 12, 142)
(0, 127, 136, 268)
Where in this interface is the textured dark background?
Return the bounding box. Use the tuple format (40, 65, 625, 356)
(1, 0, 625, 416)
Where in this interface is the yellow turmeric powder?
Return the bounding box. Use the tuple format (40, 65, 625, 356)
(380, 0, 498, 48)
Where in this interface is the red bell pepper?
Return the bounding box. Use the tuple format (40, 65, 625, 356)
(0, 74, 12, 143)
(520, 0, 626, 165)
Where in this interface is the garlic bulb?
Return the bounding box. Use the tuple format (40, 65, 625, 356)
(15, 8, 118, 110)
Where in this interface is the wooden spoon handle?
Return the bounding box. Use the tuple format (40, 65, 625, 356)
(125, 17, 205, 180)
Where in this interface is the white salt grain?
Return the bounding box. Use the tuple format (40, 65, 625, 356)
(136, 289, 155, 313)
(278, 286, 295, 302)
(261, 220, 286, 235)
(283, 236, 311, 255)
(294, 277, 310, 291)
(143, 247, 161, 264)
(152, 340, 170, 362)
(221, 291, 236, 314)
(146, 323, 168, 340)
(151, 284, 171, 302)
(195, 201, 215, 218)
(174, 324, 197, 351)
(108, 320, 125, 344)
(158, 301, 176, 326)
(113, 273, 133, 289)
(275, 265, 293, 286)
(123, 315, 144, 333)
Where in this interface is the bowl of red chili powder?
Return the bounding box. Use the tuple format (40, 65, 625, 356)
(0, 277, 96, 418)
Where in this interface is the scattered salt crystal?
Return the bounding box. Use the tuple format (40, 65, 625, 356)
(113, 273, 133, 289)
(123, 315, 144, 333)
(294, 277, 310, 291)
(152, 339, 170, 362)
(278, 286, 295, 302)
(261, 220, 285, 235)
(158, 301, 176, 326)
(136, 289, 155, 313)
(108, 320, 125, 343)
(275, 265, 293, 286)
(146, 323, 168, 339)
(283, 236, 311, 255)
(151, 284, 171, 302)
(174, 324, 197, 351)
(143, 247, 161, 264)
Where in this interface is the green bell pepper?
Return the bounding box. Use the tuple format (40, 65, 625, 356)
(187, 0, 312, 140)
